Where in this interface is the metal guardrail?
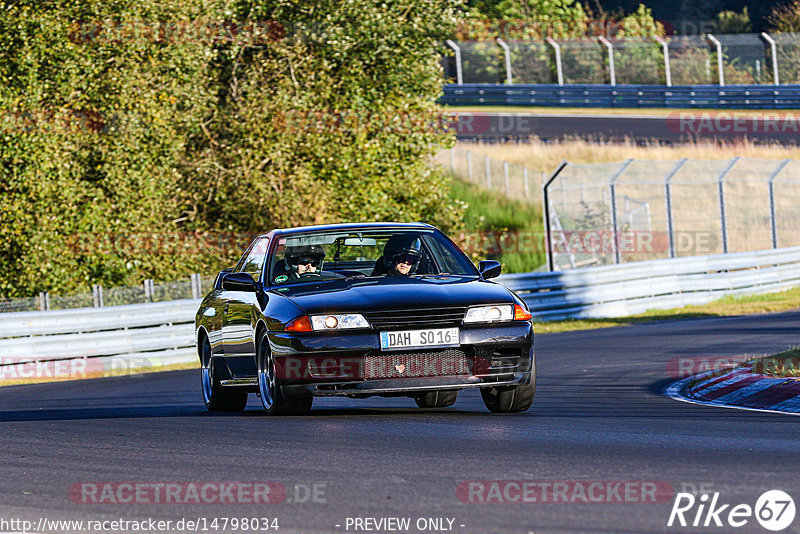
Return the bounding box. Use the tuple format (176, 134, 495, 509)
(499, 246, 800, 320)
(2, 247, 799, 377)
(0, 300, 200, 381)
(0, 299, 200, 337)
(441, 84, 800, 109)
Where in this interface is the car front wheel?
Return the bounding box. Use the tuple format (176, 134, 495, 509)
(480, 381, 535, 413)
(200, 338, 247, 412)
(257, 331, 312, 416)
(414, 390, 458, 408)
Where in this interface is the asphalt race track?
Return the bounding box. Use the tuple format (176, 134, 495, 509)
(453, 112, 800, 145)
(2, 311, 800, 533)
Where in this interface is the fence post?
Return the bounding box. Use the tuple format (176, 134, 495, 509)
(542, 160, 570, 271)
(768, 159, 791, 249)
(144, 279, 154, 302)
(598, 36, 616, 86)
(496, 38, 513, 85)
(609, 159, 634, 264)
(707, 34, 725, 86)
(485, 155, 491, 188)
(761, 33, 780, 85)
(445, 40, 463, 85)
(717, 157, 740, 254)
(503, 161, 510, 195)
(191, 273, 202, 299)
(523, 167, 529, 198)
(663, 158, 687, 258)
(654, 35, 671, 86)
(38, 291, 50, 311)
(450, 148, 456, 172)
(92, 284, 104, 308)
(466, 150, 473, 181)
(546, 38, 564, 86)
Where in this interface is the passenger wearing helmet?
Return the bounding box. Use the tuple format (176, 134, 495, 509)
(284, 245, 326, 279)
(383, 235, 422, 276)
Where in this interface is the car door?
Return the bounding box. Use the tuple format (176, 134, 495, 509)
(221, 237, 270, 367)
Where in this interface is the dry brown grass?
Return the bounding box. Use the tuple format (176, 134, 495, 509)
(459, 138, 800, 183)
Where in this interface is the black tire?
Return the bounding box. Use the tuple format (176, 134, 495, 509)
(256, 331, 313, 416)
(480, 382, 535, 413)
(200, 337, 248, 412)
(415, 390, 458, 408)
(481, 355, 536, 413)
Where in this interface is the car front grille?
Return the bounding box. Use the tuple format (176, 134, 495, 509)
(363, 348, 472, 379)
(363, 307, 466, 330)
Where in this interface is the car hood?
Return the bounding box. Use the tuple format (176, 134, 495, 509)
(271, 275, 515, 314)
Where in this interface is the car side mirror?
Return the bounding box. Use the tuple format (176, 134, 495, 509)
(214, 268, 234, 290)
(478, 260, 502, 279)
(222, 272, 258, 292)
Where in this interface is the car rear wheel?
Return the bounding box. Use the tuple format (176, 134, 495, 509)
(200, 338, 247, 412)
(257, 331, 313, 416)
(414, 390, 458, 408)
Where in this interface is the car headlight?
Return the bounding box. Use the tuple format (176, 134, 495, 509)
(310, 313, 370, 331)
(464, 304, 513, 323)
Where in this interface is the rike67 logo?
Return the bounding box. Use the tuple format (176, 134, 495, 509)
(668, 490, 795, 531)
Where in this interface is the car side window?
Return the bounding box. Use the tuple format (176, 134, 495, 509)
(234, 237, 270, 280)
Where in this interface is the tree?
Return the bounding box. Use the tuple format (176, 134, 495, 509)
(0, 0, 466, 297)
(769, 0, 800, 32)
(715, 7, 752, 33)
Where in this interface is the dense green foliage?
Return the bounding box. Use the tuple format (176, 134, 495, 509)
(0, 0, 465, 297)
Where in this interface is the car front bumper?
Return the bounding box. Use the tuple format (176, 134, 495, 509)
(267, 322, 534, 398)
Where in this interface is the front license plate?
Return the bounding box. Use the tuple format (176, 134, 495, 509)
(380, 327, 460, 351)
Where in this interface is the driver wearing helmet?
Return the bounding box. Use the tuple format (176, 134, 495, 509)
(383, 235, 423, 276)
(284, 245, 326, 279)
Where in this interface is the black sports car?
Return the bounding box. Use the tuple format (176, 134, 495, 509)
(195, 222, 535, 414)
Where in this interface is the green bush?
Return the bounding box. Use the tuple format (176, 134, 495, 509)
(0, 0, 466, 298)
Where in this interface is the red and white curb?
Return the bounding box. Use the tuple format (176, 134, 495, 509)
(665, 365, 800, 416)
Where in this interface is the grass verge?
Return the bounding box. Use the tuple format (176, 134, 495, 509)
(536, 287, 800, 334)
(450, 177, 545, 273)
(750, 347, 800, 378)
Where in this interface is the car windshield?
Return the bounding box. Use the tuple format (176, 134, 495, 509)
(267, 229, 477, 286)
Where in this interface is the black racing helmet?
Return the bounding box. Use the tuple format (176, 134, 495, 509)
(284, 244, 326, 270)
(383, 234, 422, 273)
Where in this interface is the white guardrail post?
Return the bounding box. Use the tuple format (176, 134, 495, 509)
(654, 35, 671, 87)
(761, 32, 780, 86)
(717, 158, 740, 254)
(445, 40, 463, 86)
(663, 158, 687, 259)
(496, 38, 513, 85)
(609, 159, 634, 264)
(546, 38, 564, 86)
(707, 34, 725, 87)
(598, 37, 615, 86)
(768, 159, 791, 249)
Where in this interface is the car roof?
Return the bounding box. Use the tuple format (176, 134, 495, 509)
(259, 222, 436, 240)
